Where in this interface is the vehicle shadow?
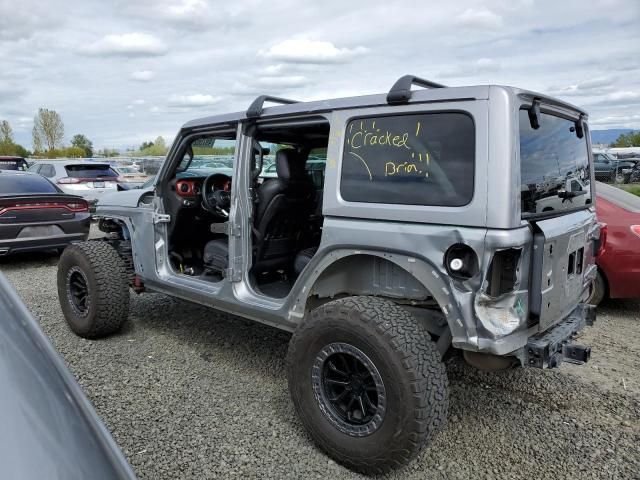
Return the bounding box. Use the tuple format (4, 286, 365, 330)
(124, 292, 634, 479)
(0, 250, 61, 270)
(597, 297, 640, 314)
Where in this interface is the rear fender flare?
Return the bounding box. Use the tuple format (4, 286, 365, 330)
(287, 248, 477, 346)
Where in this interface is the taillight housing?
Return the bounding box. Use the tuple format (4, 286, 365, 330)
(58, 177, 82, 184)
(596, 223, 607, 257)
(65, 200, 89, 212)
(631, 225, 640, 239)
(0, 199, 88, 215)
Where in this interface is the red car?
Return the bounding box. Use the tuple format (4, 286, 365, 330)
(590, 182, 640, 304)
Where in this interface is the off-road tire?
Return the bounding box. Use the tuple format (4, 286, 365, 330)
(57, 241, 130, 338)
(587, 270, 607, 306)
(286, 296, 448, 474)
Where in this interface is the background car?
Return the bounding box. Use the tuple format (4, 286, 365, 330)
(114, 165, 149, 189)
(589, 181, 640, 305)
(0, 272, 135, 479)
(592, 151, 637, 183)
(29, 160, 119, 207)
(0, 171, 90, 256)
(0, 156, 29, 171)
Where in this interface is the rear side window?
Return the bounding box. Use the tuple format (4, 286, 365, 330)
(40, 164, 56, 177)
(65, 164, 118, 178)
(340, 112, 475, 206)
(0, 158, 28, 171)
(0, 174, 60, 194)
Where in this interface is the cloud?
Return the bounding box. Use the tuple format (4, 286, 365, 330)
(81, 33, 168, 57)
(14, 117, 33, 130)
(167, 94, 220, 107)
(132, 99, 145, 105)
(0, 1, 60, 42)
(548, 77, 617, 97)
(586, 90, 640, 106)
(259, 39, 367, 64)
(3, 0, 639, 149)
(456, 8, 503, 29)
(231, 75, 309, 96)
(0, 83, 25, 101)
(591, 113, 640, 127)
(165, 0, 205, 17)
(130, 70, 155, 82)
(439, 58, 501, 78)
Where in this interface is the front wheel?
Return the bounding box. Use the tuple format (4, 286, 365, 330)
(286, 296, 448, 474)
(57, 241, 130, 338)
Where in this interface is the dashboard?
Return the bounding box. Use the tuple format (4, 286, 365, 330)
(175, 178, 203, 197)
(175, 176, 231, 198)
(173, 175, 231, 208)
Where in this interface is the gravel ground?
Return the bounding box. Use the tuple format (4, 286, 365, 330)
(1, 245, 639, 479)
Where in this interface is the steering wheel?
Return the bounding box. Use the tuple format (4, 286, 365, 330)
(201, 173, 231, 219)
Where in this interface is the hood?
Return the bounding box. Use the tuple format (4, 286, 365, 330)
(97, 187, 153, 208)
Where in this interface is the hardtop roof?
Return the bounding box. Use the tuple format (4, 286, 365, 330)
(182, 84, 587, 131)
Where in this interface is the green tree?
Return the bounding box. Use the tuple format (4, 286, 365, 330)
(14, 144, 30, 157)
(0, 120, 14, 144)
(134, 136, 167, 156)
(33, 108, 64, 152)
(71, 134, 93, 157)
(32, 125, 43, 153)
(0, 119, 30, 157)
(611, 131, 640, 147)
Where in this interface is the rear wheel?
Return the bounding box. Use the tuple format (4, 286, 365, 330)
(57, 241, 130, 338)
(587, 270, 607, 306)
(286, 296, 448, 474)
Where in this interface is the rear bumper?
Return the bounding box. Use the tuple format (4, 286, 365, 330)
(525, 303, 596, 369)
(0, 232, 88, 255)
(0, 216, 90, 255)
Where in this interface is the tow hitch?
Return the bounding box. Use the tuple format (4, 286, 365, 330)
(525, 304, 595, 369)
(561, 344, 591, 365)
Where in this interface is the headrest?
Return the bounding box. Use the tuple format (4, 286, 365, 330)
(275, 149, 306, 181)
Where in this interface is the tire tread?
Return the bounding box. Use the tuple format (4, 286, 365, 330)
(287, 296, 448, 474)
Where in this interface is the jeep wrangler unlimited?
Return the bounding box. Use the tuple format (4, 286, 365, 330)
(57, 75, 602, 474)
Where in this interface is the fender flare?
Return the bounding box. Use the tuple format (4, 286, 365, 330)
(287, 247, 478, 347)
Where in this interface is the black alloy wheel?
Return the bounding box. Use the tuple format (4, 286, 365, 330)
(67, 267, 90, 316)
(313, 342, 386, 437)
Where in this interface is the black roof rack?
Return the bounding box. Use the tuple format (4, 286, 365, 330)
(386, 75, 446, 105)
(246, 95, 298, 118)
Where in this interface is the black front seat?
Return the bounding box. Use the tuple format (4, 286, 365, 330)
(252, 149, 315, 272)
(203, 149, 315, 275)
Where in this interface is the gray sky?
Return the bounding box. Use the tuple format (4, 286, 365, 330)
(1, 0, 639, 150)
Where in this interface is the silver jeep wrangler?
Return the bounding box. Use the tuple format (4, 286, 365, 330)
(57, 75, 602, 474)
